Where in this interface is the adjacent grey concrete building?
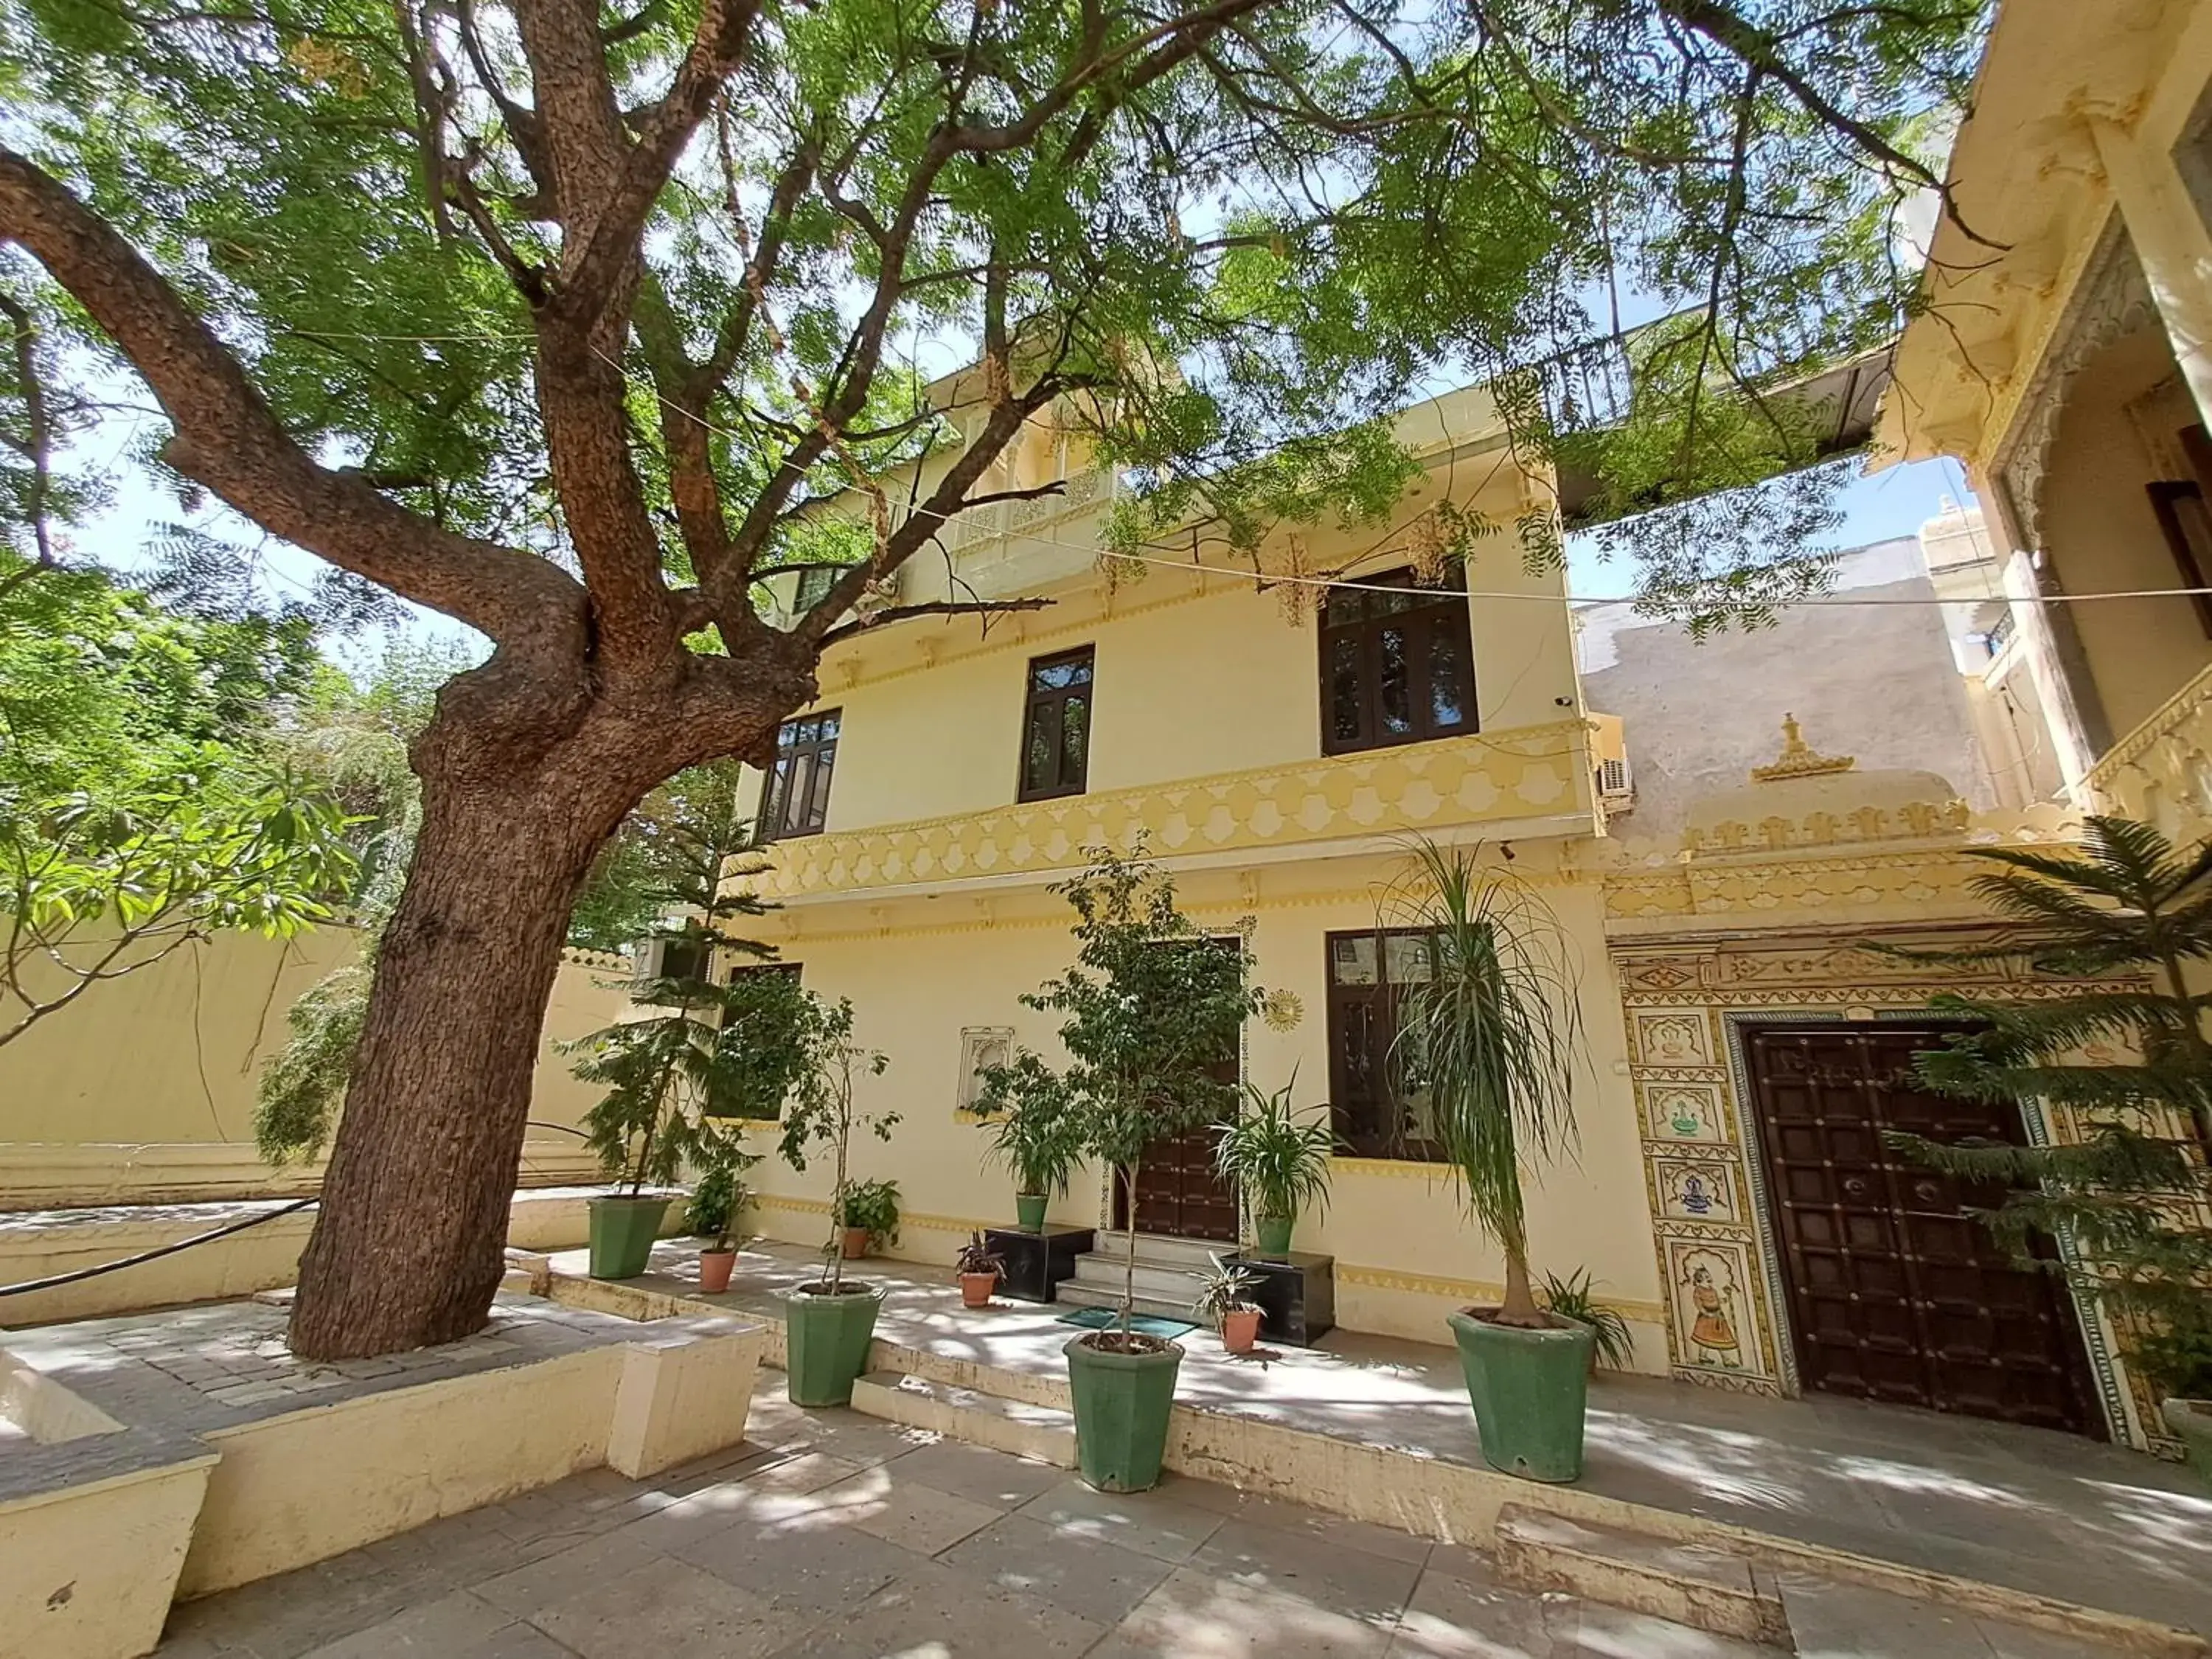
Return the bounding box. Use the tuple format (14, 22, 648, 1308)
(1577, 526, 2015, 842)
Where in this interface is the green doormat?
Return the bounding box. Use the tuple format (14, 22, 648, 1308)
(1057, 1306, 1198, 1341)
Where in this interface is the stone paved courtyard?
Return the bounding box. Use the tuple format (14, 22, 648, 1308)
(151, 1373, 1787, 1659)
(572, 1239, 2212, 1638)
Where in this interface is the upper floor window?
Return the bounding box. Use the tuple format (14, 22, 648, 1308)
(1326, 928, 1446, 1161)
(762, 710, 840, 839)
(793, 566, 838, 613)
(1018, 647, 1094, 801)
(1319, 569, 1476, 755)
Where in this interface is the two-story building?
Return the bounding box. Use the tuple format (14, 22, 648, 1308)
(701, 337, 2169, 1455)
(723, 381, 1675, 1361)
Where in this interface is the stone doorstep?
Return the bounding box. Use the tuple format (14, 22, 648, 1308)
(1051, 1279, 1201, 1326)
(1063, 1255, 1214, 1304)
(1495, 1503, 1790, 1647)
(552, 1267, 2209, 1659)
(849, 1370, 1077, 1469)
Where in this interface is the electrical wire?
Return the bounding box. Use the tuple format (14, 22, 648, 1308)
(0, 1197, 319, 1300)
(221, 327, 2212, 613)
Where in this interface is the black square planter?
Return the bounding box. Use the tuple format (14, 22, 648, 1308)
(983, 1224, 1096, 1304)
(1226, 1251, 1335, 1347)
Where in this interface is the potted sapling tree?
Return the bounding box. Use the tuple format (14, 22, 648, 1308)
(976, 1051, 1085, 1231)
(1006, 845, 1262, 1491)
(566, 762, 785, 1280)
(1387, 838, 1590, 1483)
(566, 919, 735, 1279)
(776, 993, 897, 1406)
(955, 1231, 1006, 1308)
(1212, 1072, 1335, 1260)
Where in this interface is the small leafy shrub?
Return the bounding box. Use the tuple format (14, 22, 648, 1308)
(836, 1178, 901, 1248)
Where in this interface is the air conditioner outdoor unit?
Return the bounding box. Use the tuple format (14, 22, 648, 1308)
(627, 937, 667, 995)
(1595, 754, 1635, 810)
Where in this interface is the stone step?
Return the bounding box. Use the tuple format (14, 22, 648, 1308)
(1495, 1506, 1789, 1647)
(1051, 1279, 1206, 1328)
(1085, 1233, 1239, 1272)
(1064, 1254, 1212, 1307)
(1775, 1573, 2121, 1659)
(849, 1371, 1077, 1468)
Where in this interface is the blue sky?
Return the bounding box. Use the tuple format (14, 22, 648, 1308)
(67, 408, 1983, 666)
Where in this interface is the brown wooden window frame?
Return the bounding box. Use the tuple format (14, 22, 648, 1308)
(761, 709, 840, 841)
(1017, 646, 1096, 802)
(1324, 926, 1448, 1163)
(1318, 568, 1478, 756)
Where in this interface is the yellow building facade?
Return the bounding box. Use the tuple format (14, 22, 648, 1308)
(1880, 0, 2212, 839)
(717, 365, 2158, 1448)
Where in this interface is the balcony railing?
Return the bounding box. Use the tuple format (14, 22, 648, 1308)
(751, 719, 1596, 900)
(2084, 659, 2212, 846)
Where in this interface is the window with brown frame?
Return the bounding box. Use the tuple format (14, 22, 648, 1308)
(1018, 647, 1094, 801)
(1318, 569, 1476, 755)
(760, 710, 840, 840)
(1325, 928, 1447, 1161)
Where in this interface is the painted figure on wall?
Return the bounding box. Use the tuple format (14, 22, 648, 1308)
(1685, 1265, 1742, 1367)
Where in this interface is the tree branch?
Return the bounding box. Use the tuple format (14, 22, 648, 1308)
(816, 597, 1053, 650)
(553, 0, 762, 328)
(0, 145, 585, 650)
(0, 288, 56, 570)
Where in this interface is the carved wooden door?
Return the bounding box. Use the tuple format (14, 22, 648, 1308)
(1746, 1026, 2101, 1436)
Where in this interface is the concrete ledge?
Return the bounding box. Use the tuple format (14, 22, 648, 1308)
(1162, 1405, 2208, 1659)
(0, 1456, 215, 1659)
(852, 1371, 1077, 1467)
(1, 1292, 765, 1655)
(0, 1140, 605, 1212)
(0, 1188, 686, 1327)
(1493, 1504, 1789, 1646)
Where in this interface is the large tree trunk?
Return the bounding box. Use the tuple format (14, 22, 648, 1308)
(288, 737, 636, 1360)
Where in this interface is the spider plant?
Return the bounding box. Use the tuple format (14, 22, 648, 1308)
(1385, 838, 1582, 1329)
(1540, 1269, 1635, 1370)
(1212, 1071, 1335, 1234)
(1189, 1254, 1263, 1331)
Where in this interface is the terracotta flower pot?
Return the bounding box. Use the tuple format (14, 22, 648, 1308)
(698, 1248, 737, 1294)
(1222, 1306, 1263, 1354)
(959, 1271, 997, 1309)
(841, 1225, 869, 1260)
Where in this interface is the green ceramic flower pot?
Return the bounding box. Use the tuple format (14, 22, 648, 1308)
(1064, 1332, 1183, 1492)
(587, 1195, 670, 1281)
(783, 1282, 886, 1407)
(2161, 1397, 2212, 1494)
(1253, 1213, 1294, 1259)
(1447, 1308, 1594, 1484)
(1015, 1192, 1049, 1232)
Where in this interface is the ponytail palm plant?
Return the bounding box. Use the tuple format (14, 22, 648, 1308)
(1387, 839, 1582, 1329)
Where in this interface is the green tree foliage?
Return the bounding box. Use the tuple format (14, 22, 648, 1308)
(1884, 818, 2212, 1400)
(0, 548, 356, 1047)
(1, 752, 355, 1046)
(771, 994, 896, 1292)
(988, 846, 1262, 1340)
(0, 548, 319, 794)
(0, 0, 1993, 1352)
(560, 769, 796, 1192)
(0, 1, 1987, 632)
